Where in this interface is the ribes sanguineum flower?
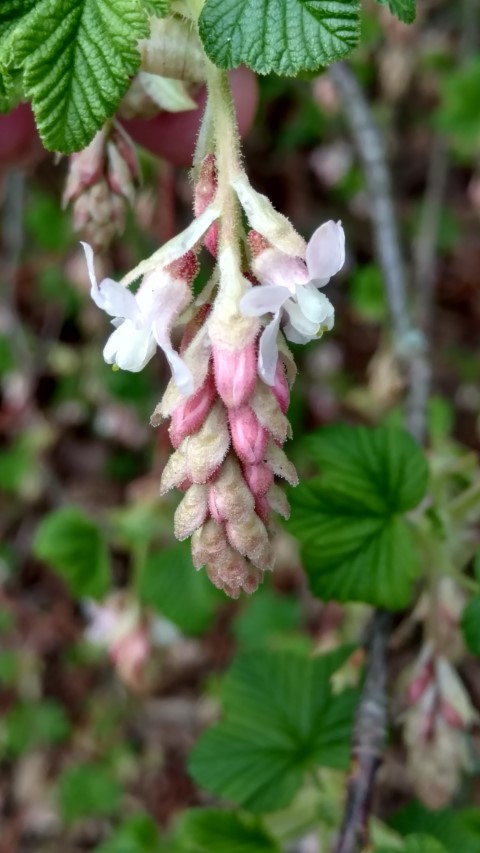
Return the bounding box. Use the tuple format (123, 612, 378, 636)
(240, 220, 345, 384)
(83, 242, 194, 393)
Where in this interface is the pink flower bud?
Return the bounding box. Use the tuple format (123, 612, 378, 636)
(111, 627, 150, 691)
(208, 483, 225, 523)
(440, 700, 465, 729)
(213, 341, 257, 409)
(247, 229, 270, 258)
(272, 362, 290, 414)
(408, 663, 433, 704)
(229, 406, 268, 465)
(165, 250, 199, 284)
(204, 223, 218, 257)
(243, 463, 274, 497)
(194, 154, 217, 216)
(255, 496, 271, 524)
(169, 372, 216, 448)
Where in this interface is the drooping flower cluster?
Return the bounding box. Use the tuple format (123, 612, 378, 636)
(403, 642, 476, 809)
(83, 70, 344, 598)
(64, 124, 139, 252)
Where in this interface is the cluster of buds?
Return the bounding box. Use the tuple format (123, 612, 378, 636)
(84, 593, 179, 691)
(82, 65, 344, 597)
(64, 124, 139, 252)
(403, 642, 477, 808)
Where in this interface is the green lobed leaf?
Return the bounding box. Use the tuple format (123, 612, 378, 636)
(138, 543, 222, 636)
(6, 0, 149, 152)
(376, 0, 416, 24)
(288, 425, 428, 609)
(0, 0, 36, 50)
(198, 0, 360, 77)
(173, 809, 281, 853)
(232, 586, 303, 651)
(33, 507, 110, 599)
(189, 646, 357, 813)
(390, 803, 480, 853)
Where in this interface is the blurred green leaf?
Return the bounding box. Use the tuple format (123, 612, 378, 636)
(58, 762, 121, 823)
(96, 813, 162, 852)
(189, 646, 357, 813)
(435, 59, 480, 159)
(1, 700, 71, 756)
(33, 507, 110, 599)
(25, 191, 72, 251)
(390, 803, 480, 853)
(173, 809, 281, 853)
(376, 0, 416, 24)
(138, 543, 221, 636)
(0, 335, 14, 376)
(377, 835, 447, 853)
(288, 425, 428, 609)
(0, 651, 17, 685)
(349, 264, 386, 322)
(233, 587, 302, 651)
(461, 595, 480, 655)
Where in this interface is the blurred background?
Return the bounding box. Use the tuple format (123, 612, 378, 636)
(1, 0, 480, 850)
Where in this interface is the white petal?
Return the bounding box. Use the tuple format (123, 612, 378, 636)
(283, 323, 313, 345)
(153, 320, 193, 396)
(253, 248, 308, 290)
(120, 206, 220, 287)
(81, 242, 140, 321)
(283, 299, 319, 338)
(258, 311, 282, 385)
(103, 321, 157, 372)
(305, 220, 345, 282)
(295, 283, 334, 326)
(240, 284, 290, 317)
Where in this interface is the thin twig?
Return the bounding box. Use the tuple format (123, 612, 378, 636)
(329, 61, 429, 445)
(334, 611, 392, 853)
(329, 61, 432, 853)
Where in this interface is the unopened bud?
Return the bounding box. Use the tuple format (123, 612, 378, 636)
(174, 483, 208, 540)
(184, 401, 230, 483)
(266, 484, 291, 520)
(207, 456, 255, 524)
(250, 382, 290, 444)
(265, 439, 299, 485)
(272, 362, 290, 414)
(243, 463, 274, 497)
(213, 340, 257, 408)
(169, 372, 216, 448)
(226, 513, 274, 569)
(229, 406, 268, 465)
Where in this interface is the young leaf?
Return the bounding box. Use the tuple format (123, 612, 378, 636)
(173, 809, 281, 853)
(2, 700, 71, 757)
(6, 0, 149, 153)
(189, 646, 357, 813)
(137, 543, 221, 636)
(288, 425, 428, 609)
(198, 0, 360, 77)
(33, 507, 110, 599)
(376, 0, 416, 24)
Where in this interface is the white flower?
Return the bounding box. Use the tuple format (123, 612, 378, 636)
(82, 242, 193, 395)
(240, 220, 345, 385)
